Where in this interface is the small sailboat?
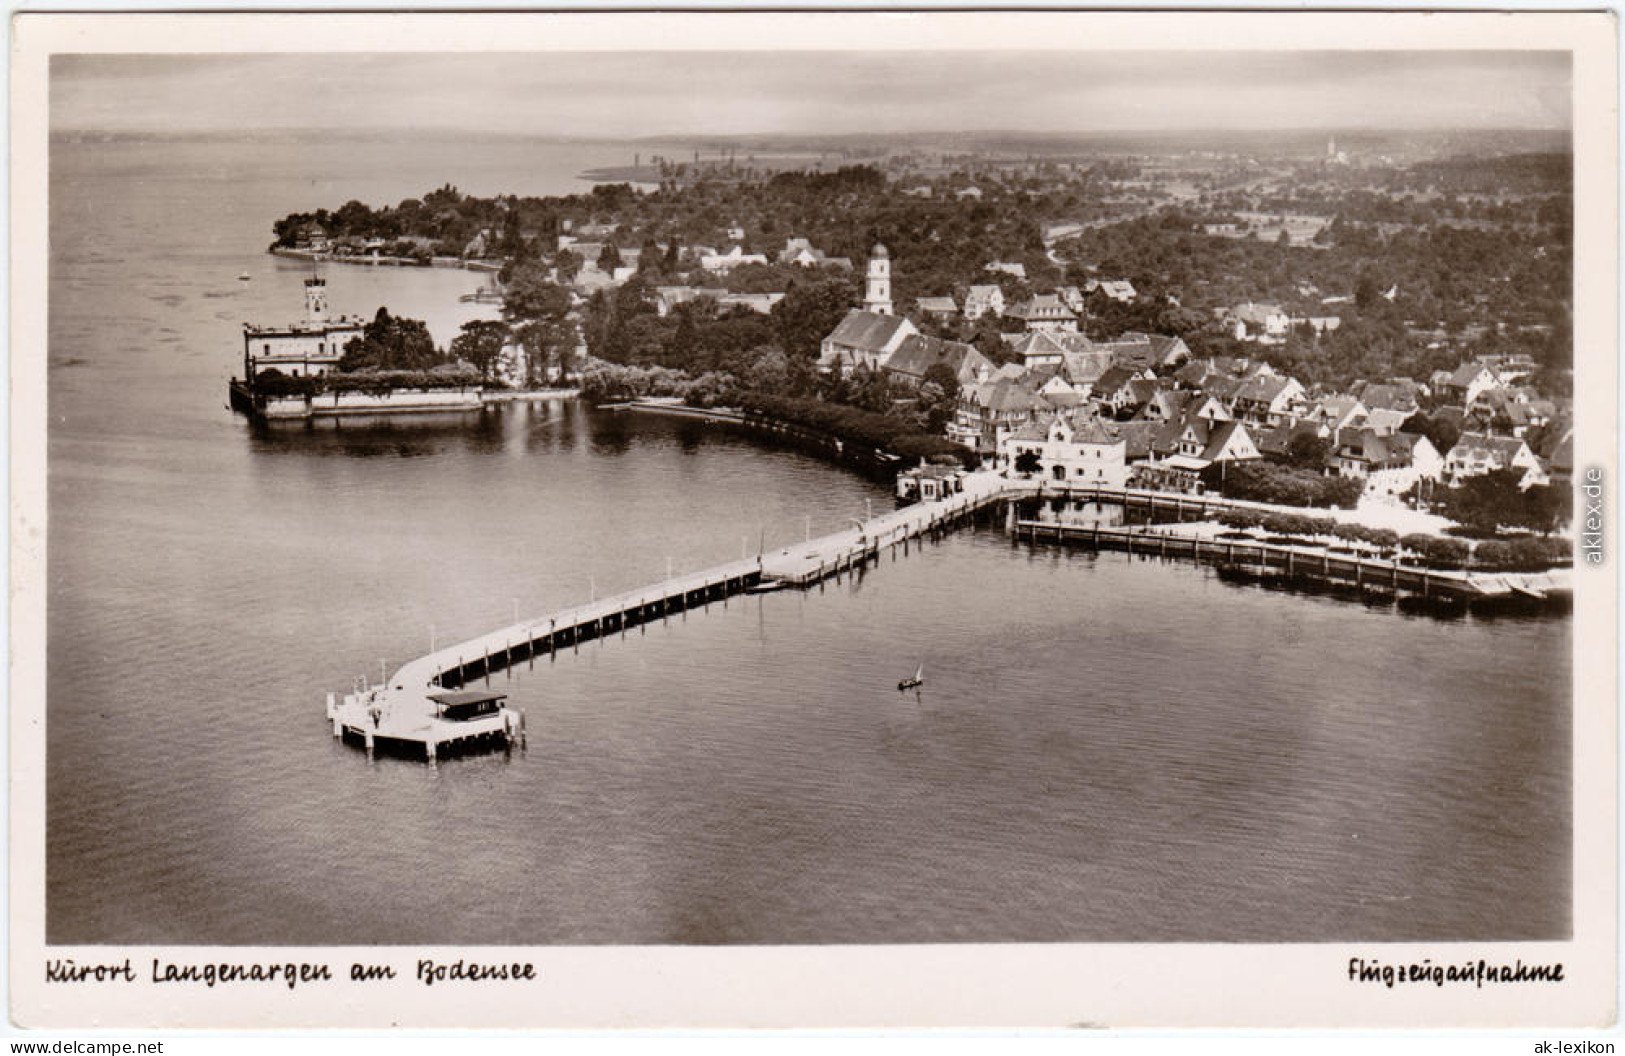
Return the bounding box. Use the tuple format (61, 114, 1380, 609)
(897, 663, 923, 692)
(236, 272, 251, 282)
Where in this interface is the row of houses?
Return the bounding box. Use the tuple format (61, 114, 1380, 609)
(917, 279, 1139, 327)
(954, 348, 1567, 501)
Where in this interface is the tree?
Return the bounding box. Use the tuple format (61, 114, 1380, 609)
(449, 319, 511, 381)
(772, 276, 860, 360)
(554, 249, 583, 285)
(502, 262, 573, 323)
(1014, 450, 1042, 477)
(339, 307, 440, 372)
(1283, 431, 1332, 470)
(597, 243, 624, 273)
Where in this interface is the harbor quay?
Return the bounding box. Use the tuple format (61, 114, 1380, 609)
(328, 469, 1570, 762)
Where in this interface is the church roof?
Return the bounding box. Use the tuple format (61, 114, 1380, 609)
(825, 309, 912, 353)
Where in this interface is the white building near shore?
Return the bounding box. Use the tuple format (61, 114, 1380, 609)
(242, 277, 365, 379)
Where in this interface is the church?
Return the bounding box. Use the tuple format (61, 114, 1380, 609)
(817, 244, 918, 373)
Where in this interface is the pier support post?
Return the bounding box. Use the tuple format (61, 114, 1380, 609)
(326, 692, 336, 720)
(364, 730, 374, 756)
(332, 717, 341, 738)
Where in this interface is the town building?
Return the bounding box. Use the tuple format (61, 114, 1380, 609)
(698, 245, 770, 272)
(1005, 294, 1079, 333)
(778, 238, 852, 270)
(914, 296, 959, 321)
(1443, 432, 1549, 489)
(1333, 430, 1443, 501)
(1232, 374, 1306, 427)
(882, 334, 993, 388)
(1135, 415, 1260, 492)
(1223, 302, 1291, 343)
(1000, 410, 1129, 487)
(951, 377, 1044, 456)
(1086, 279, 1137, 303)
(1437, 361, 1502, 406)
(962, 284, 1006, 321)
(819, 311, 918, 374)
(242, 276, 366, 379)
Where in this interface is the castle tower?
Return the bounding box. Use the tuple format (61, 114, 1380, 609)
(864, 243, 893, 316)
(304, 276, 329, 324)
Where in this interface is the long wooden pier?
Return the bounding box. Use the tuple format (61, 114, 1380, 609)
(327, 472, 1012, 760)
(328, 469, 1570, 760)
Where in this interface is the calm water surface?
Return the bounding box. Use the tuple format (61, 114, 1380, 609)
(46, 134, 1571, 945)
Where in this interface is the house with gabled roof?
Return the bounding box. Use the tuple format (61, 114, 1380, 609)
(1005, 294, 1079, 333)
(915, 296, 959, 321)
(999, 409, 1128, 487)
(1233, 374, 1307, 427)
(1099, 332, 1190, 371)
(1086, 279, 1137, 303)
(1136, 387, 1192, 424)
(1444, 432, 1548, 489)
(819, 310, 918, 374)
(1335, 430, 1443, 502)
(1304, 394, 1368, 437)
(962, 284, 1006, 321)
(1091, 364, 1157, 416)
(1352, 379, 1424, 415)
(1009, 330, 1073, 369)
(1223, 302, 1290, 343)
(1060, 348, 1115, 390)
(1476, 352, 1539, 385)
(1136, 412, 1260, 492)
(952, 377, 1044, 456)
(882, 334, 993, 388)
(1438, 361, 1501, 406)
(1361, 406, 1410, 436)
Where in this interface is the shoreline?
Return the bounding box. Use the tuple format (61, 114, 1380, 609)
(231, 379, 580, 420)
(268, 246, 503, 272)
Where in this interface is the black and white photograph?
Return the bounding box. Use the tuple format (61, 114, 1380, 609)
(8, 8, 1618, 1036)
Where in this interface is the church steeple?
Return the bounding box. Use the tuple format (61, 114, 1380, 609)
(864, 243, 893, 315)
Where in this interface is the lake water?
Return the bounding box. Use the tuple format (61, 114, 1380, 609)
(45, 133, 1571, 945)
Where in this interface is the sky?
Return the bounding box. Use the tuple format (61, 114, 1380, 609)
(51, 50, 1572, 137)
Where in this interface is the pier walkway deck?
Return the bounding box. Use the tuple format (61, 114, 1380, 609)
(328, 469, 1569, 760)
(328, 472, 1010, 759)
(1014, 518, 1573, 600)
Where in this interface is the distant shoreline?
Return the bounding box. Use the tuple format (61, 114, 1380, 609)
(576, 166, 661, 184)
